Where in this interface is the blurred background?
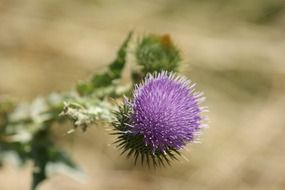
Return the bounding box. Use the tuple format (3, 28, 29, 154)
(0, 0, 285, 189)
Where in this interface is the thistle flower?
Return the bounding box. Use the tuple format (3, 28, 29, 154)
(112, 71, 207, 167)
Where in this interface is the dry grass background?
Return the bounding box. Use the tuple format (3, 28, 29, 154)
(0, 0, 285, 190)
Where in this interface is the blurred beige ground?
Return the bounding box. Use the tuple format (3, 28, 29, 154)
(0, 0, 285, 190)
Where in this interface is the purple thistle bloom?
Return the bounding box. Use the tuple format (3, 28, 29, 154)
(130, 71, 207, 153)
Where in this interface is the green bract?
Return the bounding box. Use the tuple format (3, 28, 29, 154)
(112, 103, 181, 167)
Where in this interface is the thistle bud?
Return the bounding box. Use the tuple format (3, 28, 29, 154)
(132, 34, 181, 83)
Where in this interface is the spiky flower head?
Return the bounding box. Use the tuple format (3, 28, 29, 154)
(112, 71, 207, 166)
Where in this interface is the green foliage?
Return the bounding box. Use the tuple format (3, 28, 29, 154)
(0, 93, 83, 190)
(0, 32, 135, 189)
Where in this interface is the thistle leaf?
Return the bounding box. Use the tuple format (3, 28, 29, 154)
(77, 31, 133, 96)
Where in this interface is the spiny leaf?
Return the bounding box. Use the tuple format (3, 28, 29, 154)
(77, 31, 133, 96)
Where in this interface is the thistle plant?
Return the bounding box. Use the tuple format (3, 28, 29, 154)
(112, 72, 207, 167)
(0, 31, 208, 189)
